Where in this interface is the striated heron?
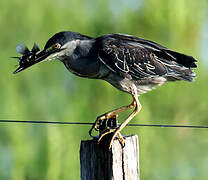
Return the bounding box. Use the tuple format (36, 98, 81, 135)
(13, 31, 197, 148)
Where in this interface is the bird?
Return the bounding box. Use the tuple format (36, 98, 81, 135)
(13, 31, 197, 148)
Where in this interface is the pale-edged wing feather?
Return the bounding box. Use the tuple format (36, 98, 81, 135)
(95, 34, 197, 81)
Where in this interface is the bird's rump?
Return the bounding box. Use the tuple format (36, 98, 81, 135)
(96, 34, 197, 82)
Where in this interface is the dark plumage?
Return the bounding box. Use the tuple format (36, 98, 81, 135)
(44, 31, 92, 50)
(95, 33, 197, 82)
(13, 31, 197, 148)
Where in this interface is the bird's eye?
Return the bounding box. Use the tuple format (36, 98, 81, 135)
(54, 43, 61, 49)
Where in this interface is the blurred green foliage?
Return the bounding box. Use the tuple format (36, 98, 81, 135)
(0, 0, 208, 179)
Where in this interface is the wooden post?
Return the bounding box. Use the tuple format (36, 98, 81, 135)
(80, 135, 140, 180)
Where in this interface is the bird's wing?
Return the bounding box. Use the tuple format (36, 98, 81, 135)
(96, 34, 197, 80)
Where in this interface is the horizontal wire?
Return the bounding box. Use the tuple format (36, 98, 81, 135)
(0, 120, 92, 125)
(127, 124, 208, 129)
(0, 119, 207, 129)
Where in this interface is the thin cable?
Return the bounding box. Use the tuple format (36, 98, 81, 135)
(0, 120, 92, 125)
(0, 119, 207, 129)
(127, 123, 208, 129)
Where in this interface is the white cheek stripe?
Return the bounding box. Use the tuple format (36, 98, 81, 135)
(46, 53, 59, 61)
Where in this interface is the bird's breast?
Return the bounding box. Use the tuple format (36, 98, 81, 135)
(62, 57, 101, 78)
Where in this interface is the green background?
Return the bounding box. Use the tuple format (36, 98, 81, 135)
(0, 0, 208, 179)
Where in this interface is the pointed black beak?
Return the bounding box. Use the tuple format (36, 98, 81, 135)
(13, 49, 50, 74)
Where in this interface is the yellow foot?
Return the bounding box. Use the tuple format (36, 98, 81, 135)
(109, 129, 125, 149)
(97, 128, 125, 149)
(117, 132, 125, 147)
(89, 114, 118, 137)
(97, 128, 115, 144)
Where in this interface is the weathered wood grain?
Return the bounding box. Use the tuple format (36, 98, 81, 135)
(80, 135, 140, 180)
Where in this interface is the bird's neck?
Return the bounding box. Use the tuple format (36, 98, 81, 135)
(61, 39, 101, 78)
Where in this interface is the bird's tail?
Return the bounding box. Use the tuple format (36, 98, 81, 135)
(156, 49, 197, 82)
(165, 67, 196, 82)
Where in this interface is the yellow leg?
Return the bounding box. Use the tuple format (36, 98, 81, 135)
(109, 101, 141, 148)
(89, 99, 136, 136)
(109, 88, 142, 149)
(97, 129, 124, 146)
(95, 93, 141, 148)
(97, 129, 116, 143)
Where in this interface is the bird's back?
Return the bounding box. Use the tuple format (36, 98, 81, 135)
(95, 34, 197, 81)
(94, 33, 197, 94)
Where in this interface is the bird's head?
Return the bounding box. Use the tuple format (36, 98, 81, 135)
(13, 31, 91, 74)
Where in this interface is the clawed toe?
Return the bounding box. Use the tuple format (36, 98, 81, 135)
(89, 114, 118, 137)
